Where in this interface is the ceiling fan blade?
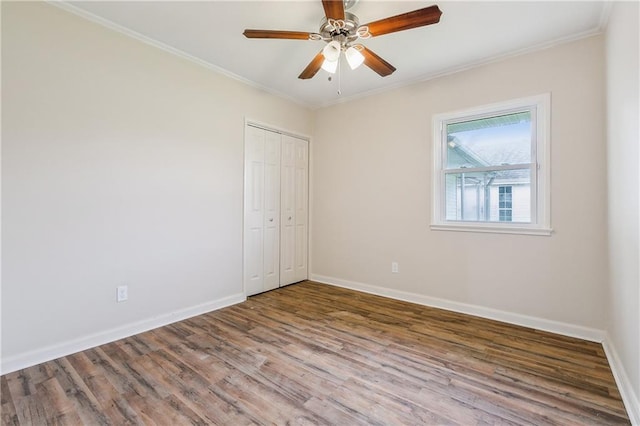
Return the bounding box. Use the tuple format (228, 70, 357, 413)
(243, 29, 313, 40)
(363, 5, 442, 37)
(322, 0, 345, 20)
(361, 47, 396, 77)
(298, 50, 326, 79)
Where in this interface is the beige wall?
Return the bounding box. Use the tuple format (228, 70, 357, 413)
(606, 1, 640, 418)
(312, 35, 607, 329)
(1, 2, 312, 366)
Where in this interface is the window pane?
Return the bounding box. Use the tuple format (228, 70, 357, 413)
(444, 169, 531, 223)
(446, 111, 531, 169)
(499, 210, 512, 222)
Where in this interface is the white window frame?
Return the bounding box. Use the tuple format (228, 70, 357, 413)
(431, 94, 552, 236)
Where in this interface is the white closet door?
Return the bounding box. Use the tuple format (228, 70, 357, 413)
(280, 136, 296, 285)
(244, 126, 280, 296)
(294, 138, 309, 282)
(245, 124, 307, 295)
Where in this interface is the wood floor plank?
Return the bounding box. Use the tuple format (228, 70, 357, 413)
(0, 378, 19, 426)
(11, 396, 49, 426)
(1, 281, 630, 425)
(36, 378, 86, 425)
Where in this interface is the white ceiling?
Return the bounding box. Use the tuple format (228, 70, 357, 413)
(62, 1, 608, 108)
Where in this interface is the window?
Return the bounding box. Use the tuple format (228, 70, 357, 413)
(498, 186, 512, 222)
(431, 94, 551, 235)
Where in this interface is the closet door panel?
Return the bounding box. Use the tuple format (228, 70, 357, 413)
(294, 139, 309, 281)
(280, 136, 297, 286)
(243, 126, 266, 296)
(263, 131, 281, 291)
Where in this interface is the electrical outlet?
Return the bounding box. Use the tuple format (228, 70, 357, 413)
(391, 262, 399, 273)
(116, 285, 128, 302)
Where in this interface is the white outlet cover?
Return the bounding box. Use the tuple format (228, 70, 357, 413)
(116, 285, 128, 302)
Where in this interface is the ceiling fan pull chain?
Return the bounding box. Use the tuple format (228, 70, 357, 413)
(338, 57, 342, 96)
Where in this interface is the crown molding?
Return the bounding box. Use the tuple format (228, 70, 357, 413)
(47, 1, 314, 110)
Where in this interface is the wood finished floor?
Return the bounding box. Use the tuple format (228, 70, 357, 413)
(1, 281, 630, 425)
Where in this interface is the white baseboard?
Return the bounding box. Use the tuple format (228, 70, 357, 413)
(1, 292, 245, 375)
(310, 274, 605, 342)
(602, 336, 640, 425)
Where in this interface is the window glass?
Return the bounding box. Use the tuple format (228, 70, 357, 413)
(446, 112, 531, 169)
(443, 171, 530, 223)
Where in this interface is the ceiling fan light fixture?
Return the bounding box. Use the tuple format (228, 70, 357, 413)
(345, 46, 365, 69)
(322, 40, 341, 62)
(321, 58, 338, 74)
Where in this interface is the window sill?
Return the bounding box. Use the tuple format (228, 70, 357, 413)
(430, 223, 553, 236)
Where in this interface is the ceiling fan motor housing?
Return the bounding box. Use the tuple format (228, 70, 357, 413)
(319, 12, 363, 47)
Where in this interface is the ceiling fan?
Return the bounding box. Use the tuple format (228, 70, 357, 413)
(243, 0, 442, 79)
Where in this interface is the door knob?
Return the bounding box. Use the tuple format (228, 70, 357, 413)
(269, 218, 273, 222)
